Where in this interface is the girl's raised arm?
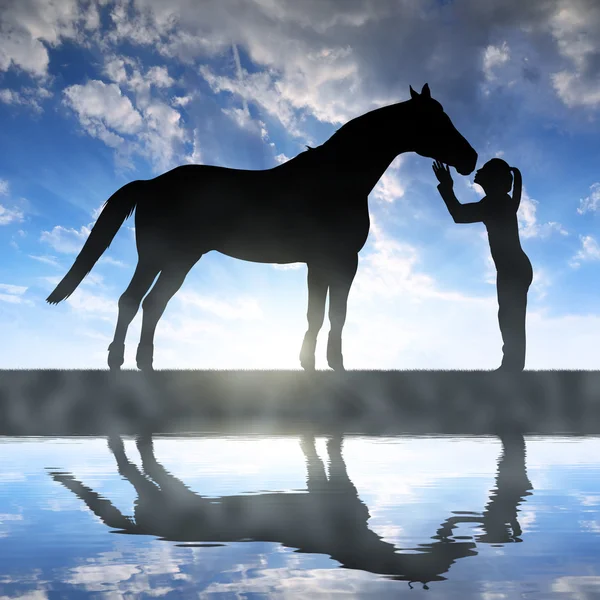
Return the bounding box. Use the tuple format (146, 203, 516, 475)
(433, 161, 486, 224)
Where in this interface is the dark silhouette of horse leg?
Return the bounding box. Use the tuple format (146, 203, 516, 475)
(479, 432, 532, 542)
(299, 265, 329, 371)
(324, 435, 371, 524)
(300, 435, 329, 492)
(135, 434, 200, 507)
(47, 437, 162, 536)
(108, 258, 161, 370)
(106, 435, 164, 501)
(49, 471, 136, 531)
(326, 255, 359, 371)
(326, 435, 353, 491)
(136, 259, 199, 371)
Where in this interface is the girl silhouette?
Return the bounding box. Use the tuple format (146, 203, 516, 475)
(433, 158, 533, 372)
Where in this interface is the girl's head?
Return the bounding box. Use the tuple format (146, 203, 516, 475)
(473, 158, 513, 194)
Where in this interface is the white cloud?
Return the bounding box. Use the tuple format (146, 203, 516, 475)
(63, 80, 143, 136)
(577, 182, 600, 214)
(146, 65, 175, 88)
(0, 283, 27, 295)
(66, 61, 187, 170)
(103, 57, 176, 108)
(552, 576, 600, 599)
(552, 71, 600, 108)
(139, 101, 187, 169)
(0, 178, 26, 225)
(354, 214, 490, 305)
(274, 153, 290, 165)
(483, 42, 510, 81)
(65, 289, 117, 318)
(0, 204, 24, 225)
(530, 266, 552, 300)
(569, 234, 600, 267)
(65, 562, 140, 591)
(0, 86, 50, 111)
(372, 157, 405, 203)
(184, 128, 203, 164)
(40, 225, 90, 254)
(171, 94, 192, 107)
(176, 292, 263, 320)
(0, 282, 29, 305)
(200, 65, 305, 138)
(549, 0, 600, 108)
(518, 188, 568, 239)
(29, 254, 61, 268)
(98, 256, 127, 268)
(0, 0, 101, 78)
(0, 27, 50, 77)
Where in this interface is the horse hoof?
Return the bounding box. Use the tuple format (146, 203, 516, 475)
(135, 344, 154, 372)
(328, 358, 345, 372)
(137, 361, 154, 373)
(300, 357, 316, 372)
(107, 343, 124, 371)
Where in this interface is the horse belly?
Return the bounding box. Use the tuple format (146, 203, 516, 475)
(216, 227, 308, 264)
(214, 206, 369, 263)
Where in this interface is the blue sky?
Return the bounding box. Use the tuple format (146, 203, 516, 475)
(1, 0, 600, 369)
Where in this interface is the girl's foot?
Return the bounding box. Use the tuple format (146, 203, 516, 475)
(494, 364, 524, 373)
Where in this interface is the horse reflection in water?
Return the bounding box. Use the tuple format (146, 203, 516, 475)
(50, 434, 532, 589)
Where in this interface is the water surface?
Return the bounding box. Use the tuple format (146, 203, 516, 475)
(0, 434, 599, 598)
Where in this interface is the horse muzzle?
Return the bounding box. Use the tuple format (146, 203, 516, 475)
(455, 150, 478, 176)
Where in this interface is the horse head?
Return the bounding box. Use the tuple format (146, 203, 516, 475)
(409, 83, 477, 176)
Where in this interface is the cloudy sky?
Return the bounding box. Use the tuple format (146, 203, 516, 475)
(0, 0, 599, 369)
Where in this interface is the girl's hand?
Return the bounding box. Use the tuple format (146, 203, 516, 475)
(432, 160, 454, 188)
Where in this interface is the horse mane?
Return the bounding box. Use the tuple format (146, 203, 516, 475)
(281, 100, 408, 170)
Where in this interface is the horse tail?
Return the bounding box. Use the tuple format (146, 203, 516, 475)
(46, 180, 142, 304)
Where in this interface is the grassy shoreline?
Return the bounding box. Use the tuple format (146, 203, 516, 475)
(0, 369, 598, 436)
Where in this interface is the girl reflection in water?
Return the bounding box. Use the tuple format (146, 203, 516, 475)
(433, 158, 533, 372)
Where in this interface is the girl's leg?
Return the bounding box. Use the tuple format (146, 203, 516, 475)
(497, 272, 531, 371)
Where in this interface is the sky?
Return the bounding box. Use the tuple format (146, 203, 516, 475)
(1, 0, 600, 369)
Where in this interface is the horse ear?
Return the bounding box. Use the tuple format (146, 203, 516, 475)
(410, 85, 419, 100)
(421, 83, 431, 99)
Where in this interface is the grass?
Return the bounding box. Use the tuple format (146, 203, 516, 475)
(0, 369, 599, 436)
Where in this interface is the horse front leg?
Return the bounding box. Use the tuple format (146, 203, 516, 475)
(300, 435, 328, 493)
(327, 254, 358, 371)
(299, 263, 328, 371)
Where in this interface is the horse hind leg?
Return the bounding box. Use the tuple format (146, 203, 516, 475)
(108, 257, 160, 370)
(299, 263, 328, 371)
(136, 257, 199, 371)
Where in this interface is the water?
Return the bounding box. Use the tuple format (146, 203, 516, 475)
(0, 434, 599, 598)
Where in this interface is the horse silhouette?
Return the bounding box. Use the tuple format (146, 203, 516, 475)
(46, 83, 477, 371)
(49, 433, 530, 589)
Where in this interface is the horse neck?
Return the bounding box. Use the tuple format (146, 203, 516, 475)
(321, 101, 416, 196)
